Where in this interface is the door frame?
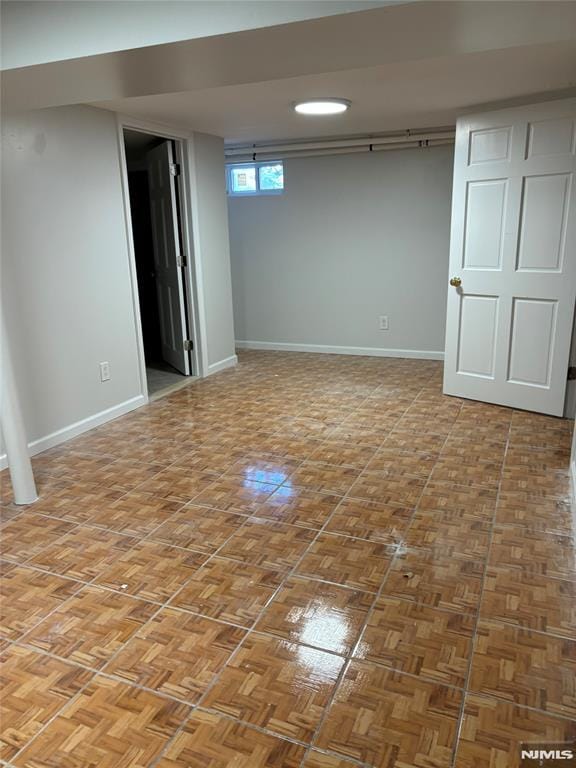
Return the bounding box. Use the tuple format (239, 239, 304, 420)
(116, 114, 206, 401)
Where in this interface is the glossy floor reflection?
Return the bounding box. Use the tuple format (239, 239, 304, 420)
(1, 350, 575, 767)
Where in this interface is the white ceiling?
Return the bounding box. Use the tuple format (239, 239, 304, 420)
(4, 1, 576, 144)
(0, 0, 391, 70)
(98, 41, 576, 144)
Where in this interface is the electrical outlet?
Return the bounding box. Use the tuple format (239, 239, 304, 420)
(99, 361, 111, 382)
(379, 315, 389, 331)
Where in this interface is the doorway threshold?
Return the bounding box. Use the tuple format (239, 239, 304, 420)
(147, 373, 199, 402)
(146, 361, 197, 401)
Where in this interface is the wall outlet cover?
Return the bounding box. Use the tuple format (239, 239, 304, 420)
(99, 361, 111, 382)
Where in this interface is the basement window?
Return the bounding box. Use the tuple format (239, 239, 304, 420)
(227, 161, 284, 196)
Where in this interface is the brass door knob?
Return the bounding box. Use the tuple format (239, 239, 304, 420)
(449, 277, 462, 287)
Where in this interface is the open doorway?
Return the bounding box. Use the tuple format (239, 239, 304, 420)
(123, 128, 195, 397)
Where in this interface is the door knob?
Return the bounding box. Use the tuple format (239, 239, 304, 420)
(449, 277, 462, 287)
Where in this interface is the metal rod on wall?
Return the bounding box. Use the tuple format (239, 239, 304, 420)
(227, 138, 454, 163)
(225, 128, 455, 162)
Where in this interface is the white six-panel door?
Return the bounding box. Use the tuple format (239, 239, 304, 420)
(443, 99, 576, 416)
(147, 141, 190, 376)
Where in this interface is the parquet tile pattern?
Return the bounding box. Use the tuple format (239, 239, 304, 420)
(255, 576, 373, 655)
(0, 350, 574, 767)
(203, 633, 345, 742)
(0, 645, 92, 761)
(384, 547, 485, 613)
(21, 479, 126, 523)
(72, 458, 166, 491)
(217, 516, 316, 570)
(28, 525, 139, 581)
(257, 487, 342, 529)
(354, 596, 475, 687)
(24, 585, 157, 669)
(156, 710, 306, 767)
(469, 620, 576, 718)
(296, 533, 394, 592)
(0, 566, 82, 641)
(134, 466, 218, 502)
(94, 540, 207, 601)
(315, 661, 462, 767)
(13, 676, 189, 768)
(106, 608, 246, 702)
(0, 515, 75, 564)
(455, 695, 576, 768)
(89, 490, 184, 536)
(148, 504, 246, 553)
(171, 557, 283, 626)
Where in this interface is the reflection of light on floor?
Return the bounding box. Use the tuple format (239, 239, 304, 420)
(263, 481, 295, 497)
(243, 468, 290, 487)
(295, 625, 346, 682)
(295, 605, 351, 660)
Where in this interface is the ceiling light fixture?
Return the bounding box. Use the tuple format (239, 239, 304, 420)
(293, 98, 350, 116)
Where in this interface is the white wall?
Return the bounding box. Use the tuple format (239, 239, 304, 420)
(189, 132, 237, 373)
(2, 105, 144, 453)
(228, 145, 453, 357)
(1, 107, 237, 464)
(0, 0, 386, 70)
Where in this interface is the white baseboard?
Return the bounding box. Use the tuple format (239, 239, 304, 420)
(235, 340, 445, 361)
(564, 380, 576, 419)
(206, 354, 238, 376)
(0, 394, 147, 471)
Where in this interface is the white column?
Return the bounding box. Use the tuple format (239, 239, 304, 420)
(1, 310, 37, 504)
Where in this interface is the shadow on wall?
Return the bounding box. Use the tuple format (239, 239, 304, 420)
(127, 169, 162, 362)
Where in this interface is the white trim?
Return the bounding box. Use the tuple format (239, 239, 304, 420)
(571, 420, 576, 504)
(0, 395, 146, 470)
(115, 114, 206, 381)
(185, 133, 210, 378)
(564, 380, 576, 419)
(115, 113, 193, 141)
(207, 355, 239, 375)
(115, 120, 149, 399)
(235, 340, 445, 360)
(174, 137, 203, 378)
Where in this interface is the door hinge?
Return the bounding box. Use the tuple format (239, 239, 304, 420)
(568, 366, 576, 380)
(177, 254, 187, 268)
(184, 339, 193, 352)
(170, 163, 181, 177)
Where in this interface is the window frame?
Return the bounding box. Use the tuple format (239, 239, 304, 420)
(226, 160, 284, 196)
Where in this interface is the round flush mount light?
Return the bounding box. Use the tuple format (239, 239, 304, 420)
(293, 98, 351, 116)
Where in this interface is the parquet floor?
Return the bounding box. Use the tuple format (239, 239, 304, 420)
(1, 349, 575, 768)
